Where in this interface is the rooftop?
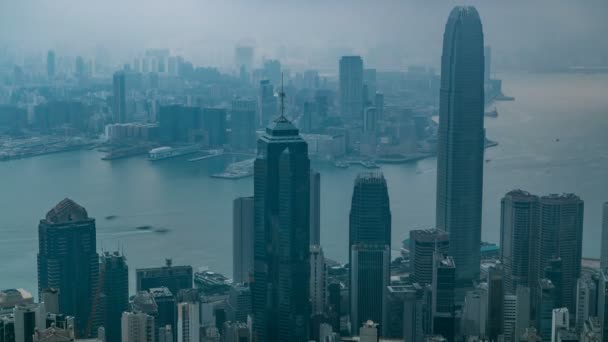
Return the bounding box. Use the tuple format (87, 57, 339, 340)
(45, 198, 89, 224)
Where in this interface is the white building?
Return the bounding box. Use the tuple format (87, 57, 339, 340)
(503, 294, 517, 342)
(177, 302, 200, 342)
(121, 311, 154, 342)
(551, 308, 569, 342)
(14, 303, 46, 342)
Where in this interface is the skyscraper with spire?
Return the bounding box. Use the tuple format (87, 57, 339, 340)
(435, 6, 485, 293)
(252, 79, 311, 341)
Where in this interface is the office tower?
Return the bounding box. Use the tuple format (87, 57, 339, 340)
(149, 288, 176, 342)
(201, 108, 227, 148)
(310, 170, 321, 246)
(349, 173, 391, 268)
(501, 190, 541, 294)
(327, 283, 341, 334)
(576, 277, 597, 331)
(262, 60, 281, 85)
(100, 251, 129, 342)
(462, 285, 488, 338)
(227, 284, 251, 323)
(252, 91, 311, 341)
(598, 270, 608, 342)
(487, 264, 504, 341)
(310, 246, 326, 315)
(47, 50, 55, 80)
(362, 107, 377, 136)
(339, 56, 363, 119)
(136, 260, 193, 295)
(350, 244, 390, 335)
(14, 303, 46, 342)
(410, 229, 449, 285)
(258, 80, 277, 126)
(539, 194, 584, 315)
(514, 286, 532, 342)
(176, 302, 199, 342)
(37, 198, 99, 338)
(432, 253, 455, 342)
(230, 98, 256, 151)
(504, 294, 517, 342)
(113, 71, 127, 123)
(0, 289, 34, 314)
(41, 289, 59, 315)
(233, 197, 254, 284)
(384, 285, 426, 340)
(601, 203, 608, 270)
(122, 311, 155, 342)
(374, 92, 384, 121)
(157, 105, 200, 143)
(537, 279, 558, 341)
(552, 308, 569, 342)
(234, 45, 253, 72)
(435, 6, 485, 293)
(484, 46, 492, 83)
(363, 69, 377, 104)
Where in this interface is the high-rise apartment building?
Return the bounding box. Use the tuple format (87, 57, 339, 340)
(435, 6, 485, 293)
(176, 302, 199, 342)
(37, 198, 99, 338)
(121, 311, 155, 342)
(432, 252, 456, 342)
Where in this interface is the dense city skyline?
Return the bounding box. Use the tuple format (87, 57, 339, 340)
(1, 2, 608, 342)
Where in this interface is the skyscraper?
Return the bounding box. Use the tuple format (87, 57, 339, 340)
(310, 170, 321, 246)
(121, 311, 155, 342)
(149, 287, 176, 342)
(14, 303, 45, 342)
(539, 194, 584, 316)
(410, 228, 449, 286)
(100, 251, 129, 342)
(601, 202, 608, 270)
(258, 80, 277, 127)
(200, 108, 227, 148)
(431, 252, 456, 342)
(112, 71, 127, 123)
(252, 88, 310, 341)
(349, 173, 391, 264)
(47, 50, 55, 80)
(176, 302, 200, 342)
(487, 264, 504, 341)
(230, 98, 256, 151)
(310, 246, 327, 316)
(233, 196, 254, 284)
(435, 6, 485, 293)
(501, 190, 541, 294)
(339, 56, 363, 119)
(350, 244, 390, 336)
(37, 198, 99, 338)
(537, 279, 558, 342)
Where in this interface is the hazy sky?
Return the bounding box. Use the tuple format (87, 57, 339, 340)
(1, 0, 607, 71)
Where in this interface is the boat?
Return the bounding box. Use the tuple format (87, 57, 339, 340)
(360, 160, 380, 169)
(136, 225, 152, 231)
(148, 145, 200, 161)
(154, 227, 170, 234)
(105, 215, 118, 220)
(484, 108, 498, 117)
(333, 160, 349, 169)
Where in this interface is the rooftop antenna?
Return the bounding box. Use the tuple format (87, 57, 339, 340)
(278, 72, 286, 121)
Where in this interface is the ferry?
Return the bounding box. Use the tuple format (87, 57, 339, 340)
(333, 160, 349, 169)
(148, 145, 200, 161)
(484, 108, 498, 117)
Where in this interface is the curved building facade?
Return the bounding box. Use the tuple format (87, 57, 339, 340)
(436, 6, 485, 289)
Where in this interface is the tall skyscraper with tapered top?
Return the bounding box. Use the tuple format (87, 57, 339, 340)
(37, 198, 99, 338)
(435, 6, 485, 294)
(252, 82, 310, 342)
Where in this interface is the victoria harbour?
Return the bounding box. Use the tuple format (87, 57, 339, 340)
(1, 72, 607, 294)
